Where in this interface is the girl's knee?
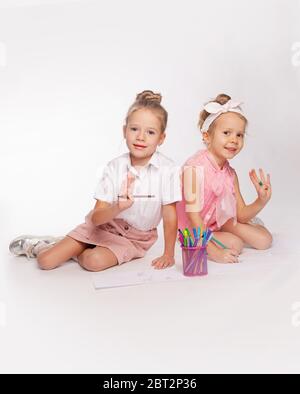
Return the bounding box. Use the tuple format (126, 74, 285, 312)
(79, 251, 106, 272)
(37, 253, 58, 270)
(255, 231, 273, 250)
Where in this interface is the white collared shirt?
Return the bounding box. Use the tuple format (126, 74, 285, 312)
(94, 151, 182, 231)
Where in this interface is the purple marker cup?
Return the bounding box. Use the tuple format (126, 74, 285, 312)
(181, 246, 208, 277)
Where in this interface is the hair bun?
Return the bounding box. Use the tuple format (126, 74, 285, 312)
(136, 90, 162, 104)
(214, 93, 232, 105)
(198, 93, 232, 130)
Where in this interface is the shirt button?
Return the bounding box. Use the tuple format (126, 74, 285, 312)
(124, 226, 129, 231)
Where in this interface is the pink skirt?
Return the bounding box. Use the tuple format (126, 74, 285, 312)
(67, 211, 158, 265)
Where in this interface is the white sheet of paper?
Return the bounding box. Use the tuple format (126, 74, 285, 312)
(93, 264, 190, 290)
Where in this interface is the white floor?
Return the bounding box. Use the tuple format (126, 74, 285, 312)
(1, 225, 300, 374)
(1, 0, 300, 375)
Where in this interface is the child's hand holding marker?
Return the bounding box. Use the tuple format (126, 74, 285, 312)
(249, 168, 272, 205)
(210, 236, 240, 264)
(118, 172, 136, 211)
(210, 247, 240, 264)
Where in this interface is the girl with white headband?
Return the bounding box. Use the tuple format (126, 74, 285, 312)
(177, 94, 273, 264)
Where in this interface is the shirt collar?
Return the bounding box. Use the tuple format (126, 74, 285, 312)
(126, 151, 160, 177)
(205, 150, 229, 172)
(148, 151, 160, 169)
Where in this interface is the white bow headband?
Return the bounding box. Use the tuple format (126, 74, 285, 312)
(200, 100, 244, 133)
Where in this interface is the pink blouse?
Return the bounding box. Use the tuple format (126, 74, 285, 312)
(177, 149, 237, 231)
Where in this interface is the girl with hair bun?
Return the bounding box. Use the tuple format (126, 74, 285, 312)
(10, 91, 182, 271)
(177, 94, 273, 264)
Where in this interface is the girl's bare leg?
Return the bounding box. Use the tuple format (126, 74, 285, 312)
(37, 236, 89, 270)
(221, 219, 273, 250)
(211, 231, 244, 254)
(78, 246, 118, 272)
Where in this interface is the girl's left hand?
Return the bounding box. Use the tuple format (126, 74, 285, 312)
(152, 254, 175, 270)
(249, 169, 272, 205)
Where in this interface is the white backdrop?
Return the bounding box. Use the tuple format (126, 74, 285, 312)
(1, 0, 299, 240)
(1, 0, 300, 375)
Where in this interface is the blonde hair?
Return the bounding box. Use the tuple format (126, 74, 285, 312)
(198, 93, 248, 131)
(125, 90, 168, 133)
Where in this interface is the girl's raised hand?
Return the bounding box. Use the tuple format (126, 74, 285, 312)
(249, 169, 272, 205)
(118, 172, 136, 211)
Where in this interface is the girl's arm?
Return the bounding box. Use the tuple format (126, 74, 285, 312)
(151, 203, 177, 270)
(187, 209, 233, 262)
(186, 167, 239, 264)
(162, 203, 178, 257)
(234, 170, 272, 224)
(91, 172, 136, 226)
(91, 200, 125, 226)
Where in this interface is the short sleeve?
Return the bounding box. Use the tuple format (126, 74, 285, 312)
(161, 165, 182, 205)
(93, 165, 117, 203)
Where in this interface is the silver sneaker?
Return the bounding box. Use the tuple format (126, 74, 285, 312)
(9, 235, 62, 259)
